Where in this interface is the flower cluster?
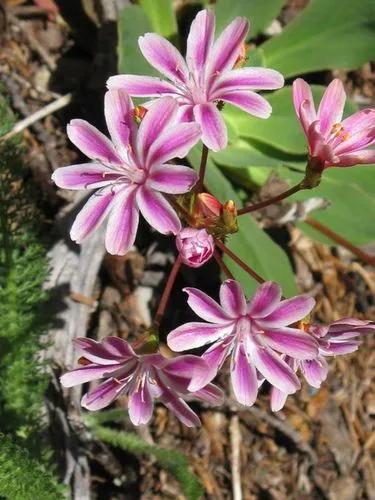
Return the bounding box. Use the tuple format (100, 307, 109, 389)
(55, 8, 374, 426)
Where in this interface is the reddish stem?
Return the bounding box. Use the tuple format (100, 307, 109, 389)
(154, 255, 182, 327)
(197, 144, 209, 192)
(214, 249, 234, 279)
(237, 182, 302, 215)
(305, 217, 375, 266)
(214, 239, 265, 284)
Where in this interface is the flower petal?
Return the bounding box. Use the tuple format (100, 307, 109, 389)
(60, 364, 122, 387)
(147, 164, 198, 194)
(211, 67, 284, 98)
(67, 119, 122, 164)
(263, 327, 318, 359)
(251, 347, 300, 393)
(317, 79, 346, 136)
(292, 78, 316, 126)
(176, 104, 195, 123)
(231, 343, 258, 406)
(335, 149, 375, 167)
(102, 336, 137, 358)
(258, 295, 315, 328)
(193, 102, 227, 151)
(105, 187, 139, 255)
(333, 126, 375, 156)
(128, 381, 154, 425)
(138, 33, 189, 84)
(167, 322, 233, 351)
(107, 74, 179, 97)
(307, 121, 336, 162)
(301, 357, 328, 388)
(220, 279, 247, 317)
(162, 355, 211, 392)
(201, 337, 234, 381)
(146, 122, 201, 167)
(184, 287, 232, 323)
(186, 9, 215, 75)
(247, 281, 282, 318)
(299, 99, 318, 137)
(219, 91, 272, 119)
(81, 378, 124, 410)
(104, 89, 133, 153)
(193, 383, 224, 405)
(137, 97, 178, 163)
(52, 163, 118, 190)
(70, 187, 116, 243)
(206, 17, 249, 77)
(137, 186, 181, 235)
(159, 386, 201, 427)
(270, 387, 288, 412)
(341, 108, 375, 135)
(74, 337, 134, 364)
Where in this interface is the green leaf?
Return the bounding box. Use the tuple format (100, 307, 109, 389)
(91, 425, 203, 500)
(139, 0, 177, 39)
(261, 0, 375, 77)
(278, 165, 375, 246)
(224, 86, 357, 154)
(215, 0, 286, 37)
(118, 4, 155, 74)
(188, 147, 297, 296)
(211, 142, 281, 169)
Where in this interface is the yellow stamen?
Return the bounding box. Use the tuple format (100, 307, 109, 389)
(330, 123, 349, 141)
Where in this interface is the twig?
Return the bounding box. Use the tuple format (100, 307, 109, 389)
(214, 249, 234, 279)
(197, 144, 209, 192)
(153, 255, 182, 328)
(229, 415, 242, 500)
(214, 238, 265, 284)
(305, 217, 375, 266)
(1, 93, 73, 143)
(237, 182, 303, 215)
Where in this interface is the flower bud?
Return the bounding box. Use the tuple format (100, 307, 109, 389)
(222, 200, 238, 234)
(176, 228, 214, 268)
(195, 193, 222, 219)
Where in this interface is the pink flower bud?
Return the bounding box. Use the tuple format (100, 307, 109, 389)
(176, 228, 214, 268)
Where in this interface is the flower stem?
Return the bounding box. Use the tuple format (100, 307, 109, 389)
(237, 182, 303, 215)
(305, 217, 375, 266)
(153, 255, 182, 328)
(214, 239, 265, 284)
(197, 144, 209, 192)
(214, 249, 234, 279)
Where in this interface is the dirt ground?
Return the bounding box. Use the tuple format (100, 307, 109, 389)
(0, 1, 374, 498)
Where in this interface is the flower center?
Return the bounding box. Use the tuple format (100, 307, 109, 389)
(329, 122, 349, 142)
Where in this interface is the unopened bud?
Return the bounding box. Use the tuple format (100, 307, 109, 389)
(195, 193, 222, 220)
(222, 200, 238, 233)
(176, 228, 214, 268)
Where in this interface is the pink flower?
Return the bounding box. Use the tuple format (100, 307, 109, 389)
(176, 228, 214, 268)
(60, 336, 223, 427)
(293, 78, 375, 168)
(52, 91, 201, 255)
(167, 280, 317, 406)
(271, 318, 375, 411)
(107, 9, 284, 151)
